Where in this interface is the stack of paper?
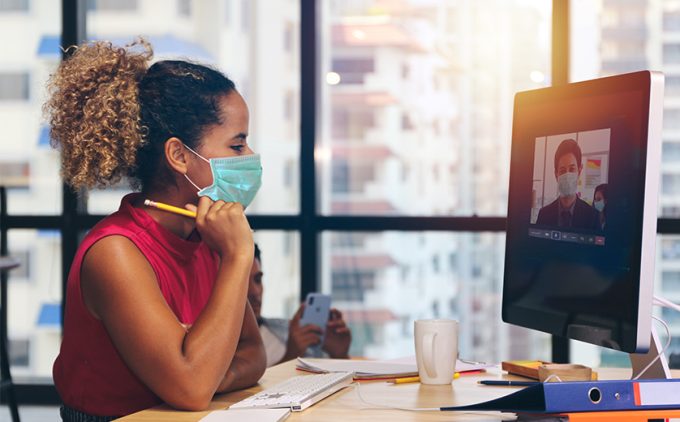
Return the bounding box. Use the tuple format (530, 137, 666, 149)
(200, 408, 290, 422)
(296, 357, 492, 380)
(296, 358, 417, 379)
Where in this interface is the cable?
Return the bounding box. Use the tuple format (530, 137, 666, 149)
(351, 382, 438, 412)
(350, 382, 518, 420)
(541, 374, 563, 383)
(631, 315, 671, 380)
(654, 295, 680, 313)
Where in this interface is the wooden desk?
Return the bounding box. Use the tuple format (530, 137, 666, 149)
(118, 361, 670, 421)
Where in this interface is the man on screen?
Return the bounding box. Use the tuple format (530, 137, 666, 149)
(536, 139, 598, 229)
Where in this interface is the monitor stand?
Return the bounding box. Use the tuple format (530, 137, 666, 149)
(629, 325, 671, 379)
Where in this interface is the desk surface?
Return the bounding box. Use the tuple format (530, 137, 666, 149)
(118, 361, 674, 421)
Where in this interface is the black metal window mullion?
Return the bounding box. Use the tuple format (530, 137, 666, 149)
(299, 0, 319, 300)
(60, 0, 88, 330)
(551, 0, 571, 364)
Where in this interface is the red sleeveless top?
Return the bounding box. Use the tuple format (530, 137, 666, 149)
(53, 193, 219, 417)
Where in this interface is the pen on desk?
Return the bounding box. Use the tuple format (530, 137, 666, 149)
(390, 372, 462, 384)
(144, 199, 197, 219)
(477, 380, 540, 387)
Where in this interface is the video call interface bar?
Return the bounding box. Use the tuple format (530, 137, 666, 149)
(529, 228, 605, 246)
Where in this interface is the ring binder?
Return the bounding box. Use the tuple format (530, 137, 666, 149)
(441, 379, 680, 413)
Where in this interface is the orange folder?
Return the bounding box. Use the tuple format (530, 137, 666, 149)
(551, 409, 680, 421)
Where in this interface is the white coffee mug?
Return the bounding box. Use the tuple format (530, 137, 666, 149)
(414, 319, 459, 385)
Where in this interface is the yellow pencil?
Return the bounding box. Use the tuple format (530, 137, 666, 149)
(390, 376, 420, 384)
(390, 372, 461, 384)
(144, 199, 197, 218)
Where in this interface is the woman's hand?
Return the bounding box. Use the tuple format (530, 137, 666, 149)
(188, 197, 253, 261)
(322, 308, 351, 359)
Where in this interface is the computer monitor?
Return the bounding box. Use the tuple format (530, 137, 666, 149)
(502, 71, 667, 378)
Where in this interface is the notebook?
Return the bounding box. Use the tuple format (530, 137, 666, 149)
(199, 408, 290, 422)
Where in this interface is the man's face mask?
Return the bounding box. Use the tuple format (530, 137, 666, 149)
(557, 171, 578, 197)
(183, 144, 262, 208)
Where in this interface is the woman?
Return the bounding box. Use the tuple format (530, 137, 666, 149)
(45, 40, 266, 421)
(593, 183, 608, 230)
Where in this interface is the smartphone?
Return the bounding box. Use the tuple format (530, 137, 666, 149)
(299, 293, 331, 342)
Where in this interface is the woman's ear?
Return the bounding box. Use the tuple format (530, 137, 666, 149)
(165, 137, 189, 174)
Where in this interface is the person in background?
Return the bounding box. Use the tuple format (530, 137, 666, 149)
(593, 183, 608, 230)
(47, 40, 266, 421)
(536, 139, 599, 229)
(248, 244, 352, 366)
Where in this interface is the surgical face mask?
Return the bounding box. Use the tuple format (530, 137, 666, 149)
(557, 172, 578, 197)
(184, 144, 262, 208)
(593, 199, 605, 212)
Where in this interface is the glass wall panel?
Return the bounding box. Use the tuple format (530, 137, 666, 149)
(570, 0, 680, 368)
(253, 231, 300, 320)
(86, 0, 300, 215)
(572, 235, 680, 369)
(0, 1, 62, 214)
(657, 235, 680, 365)
(320, 0, 551, 216)
(321, 231, 550, 363)
(6, 229, 62, 380)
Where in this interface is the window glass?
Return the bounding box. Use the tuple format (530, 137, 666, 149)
(6, 230, 62, 379)
(658, 235, 680, 362)
(0, 0, 29, 12)
(571, 0, 680, 219)
(321, 232, 551, 362)
(0, 2, 62, 215)
(0, 72, 29, 100)
(87, 0, 138, 11)
(570, 1, 680, 365)
(573, 235, 680, 369)
(320, 0, 551, 216)
(178, 0, 191, 17)
(86, 0, 300, 215)
(252, 231, 300, 320)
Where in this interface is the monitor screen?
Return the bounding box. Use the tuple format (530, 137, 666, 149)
(502, 71, 663, 353)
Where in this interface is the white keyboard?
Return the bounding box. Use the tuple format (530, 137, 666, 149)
(230, 371, 354, 411)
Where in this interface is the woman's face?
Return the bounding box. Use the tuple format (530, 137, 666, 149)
(594, 191, 606, 203)
(185, 91, 252, 189)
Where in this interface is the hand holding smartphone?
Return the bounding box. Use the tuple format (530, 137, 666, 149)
(299, 293, 331, 342)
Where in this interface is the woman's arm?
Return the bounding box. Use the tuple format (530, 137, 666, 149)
(216, 301, 266, 393)
(81, 199, 254, 411)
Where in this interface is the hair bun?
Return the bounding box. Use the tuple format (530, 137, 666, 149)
(44, 39, 154, 189)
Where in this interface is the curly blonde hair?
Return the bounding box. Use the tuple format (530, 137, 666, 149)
(44, 39, 153, 189)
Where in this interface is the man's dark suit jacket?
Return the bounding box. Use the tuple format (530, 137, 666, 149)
(535, 197, 598, 229)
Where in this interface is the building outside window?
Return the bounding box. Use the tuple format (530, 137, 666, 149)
(0, 0, 28, 12)
(0, 72, 29, 101)
(571, 0, 680, 367)
(320, 0, 551, 362)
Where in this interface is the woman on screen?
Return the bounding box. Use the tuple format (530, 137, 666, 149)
(593, 183, 608, 230)
(45, 40, 266, 421)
